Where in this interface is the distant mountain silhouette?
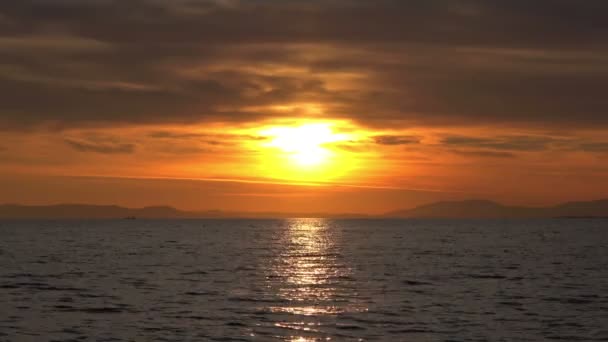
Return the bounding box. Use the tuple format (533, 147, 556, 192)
(0, 204, 366, 219)
(0, 204, 188, 219)
(385, 199, 608, 218)
(0, 199, 606, 219)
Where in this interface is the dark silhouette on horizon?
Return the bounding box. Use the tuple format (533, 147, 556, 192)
(1, 199, 606, 219)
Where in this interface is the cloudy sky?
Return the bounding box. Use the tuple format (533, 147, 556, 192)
(1, 0, 607, 213)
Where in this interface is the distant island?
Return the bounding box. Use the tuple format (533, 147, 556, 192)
(0, 204, 365, 219)
(384, 199, 608, 219)
(0, 199, 606, 219)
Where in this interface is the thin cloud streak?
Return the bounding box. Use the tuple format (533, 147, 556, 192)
(63, 174, 466, 194)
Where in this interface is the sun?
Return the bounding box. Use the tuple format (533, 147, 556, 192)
(253, 121, 365, 182)
(260, 123, 350, 168)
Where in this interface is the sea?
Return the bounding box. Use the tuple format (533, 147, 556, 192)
(0, 218, 606, 341)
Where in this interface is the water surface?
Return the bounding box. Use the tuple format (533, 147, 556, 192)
(1, 219, 607, 341)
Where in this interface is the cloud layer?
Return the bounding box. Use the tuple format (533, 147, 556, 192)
(1, 0, 607, 130)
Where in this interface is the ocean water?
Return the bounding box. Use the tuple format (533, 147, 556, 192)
(0, 218, 607, 341)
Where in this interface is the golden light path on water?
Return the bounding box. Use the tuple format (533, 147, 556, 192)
(267, 218, 367, 341)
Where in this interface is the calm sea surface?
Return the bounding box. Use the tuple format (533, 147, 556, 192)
(0, 219, 607, 341)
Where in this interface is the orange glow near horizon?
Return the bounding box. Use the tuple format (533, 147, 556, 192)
(3, 116, 608, 213)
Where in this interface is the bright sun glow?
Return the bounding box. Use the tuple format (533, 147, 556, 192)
(260, 123, 351, 167)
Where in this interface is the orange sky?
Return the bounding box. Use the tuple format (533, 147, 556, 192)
(1, 119, 607, 213)
(1, 0, 607, 213)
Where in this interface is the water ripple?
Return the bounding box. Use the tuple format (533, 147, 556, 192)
(0, 218, 606, 341)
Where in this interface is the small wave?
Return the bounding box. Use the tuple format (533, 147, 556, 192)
(0, 282, 88, 292)
(52, 305, 132, 314)
(180, 270, 208, 276)
(402, 280, 433, 286)
(225, 322, 247, 327)
(545, 321, 583, 328)
(544, 335, 591, 340)
(388, 328, 432, 334)
(498, 301, 524, 307)
(184, 291, 218, 296)
(336, 324, 366, 331)
(228, 297, 283, 304)
(466, 274, 507, 279)
(184, 315, 213, 321)
(543, 297, 594, 305)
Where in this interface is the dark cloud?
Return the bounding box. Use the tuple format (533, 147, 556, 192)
(147, 131, 263, 145)
(148, 131, 209, 139)
(3, 0, 606, 47)
(451, 150, 516, 158)
(441, 135, 608, 155)
(580, 142, 608, 153)
(64, 138, 135, 154)
(374, 135, 420, 145)
(441, 135, 554, 151)
(0, 0, 607, 130)
(153, 145, 210, 155)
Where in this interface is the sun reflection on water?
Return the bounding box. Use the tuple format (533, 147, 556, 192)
(275, 219, 345, 307)
(289, 337, 332, 342)
(267, 218, 364, 341)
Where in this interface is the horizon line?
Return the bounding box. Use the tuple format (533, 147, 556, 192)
(2, 197, 607, 216)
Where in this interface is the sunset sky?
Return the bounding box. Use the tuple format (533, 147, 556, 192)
(1, 0, 607, 213)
